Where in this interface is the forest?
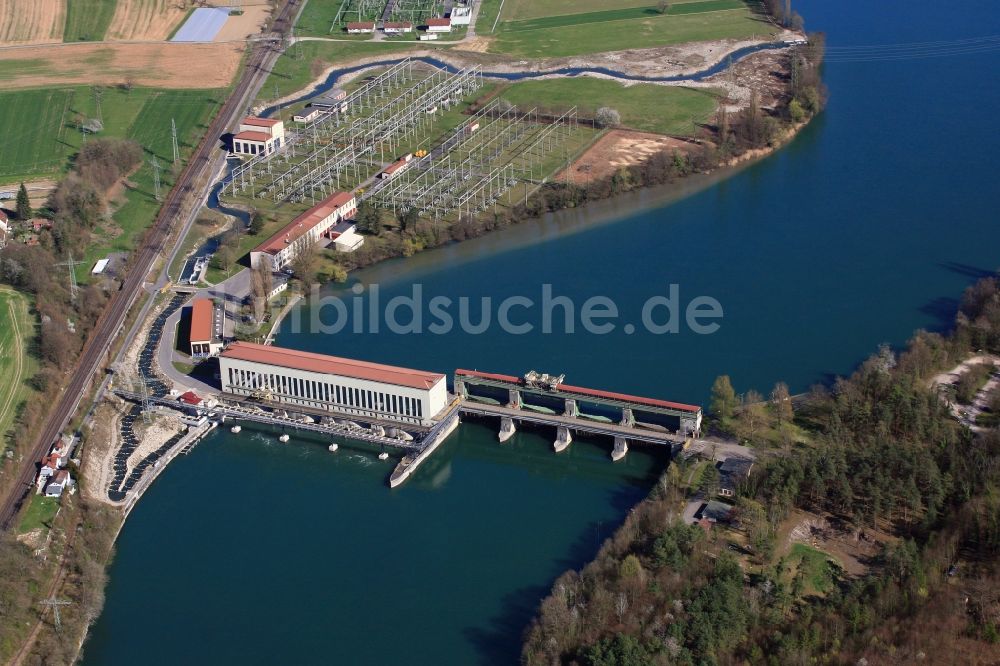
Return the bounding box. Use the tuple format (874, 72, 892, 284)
(522, 276, 1000, 664)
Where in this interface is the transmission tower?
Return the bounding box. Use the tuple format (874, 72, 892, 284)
(40, 597, 71, 630)
(93, 86, 103, 124)
(171, 118, 179, 166)
(56, 253, 83, 302)
(138, 374, 153, 423)
(150, 156, 162, 200)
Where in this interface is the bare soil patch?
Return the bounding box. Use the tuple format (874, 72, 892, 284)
(779, 508, 897, 577)
(557, 129, 695, 185)
(212, 3, 271, 42)
(0, 42, 244, 89)
(0, 0, 64, 45)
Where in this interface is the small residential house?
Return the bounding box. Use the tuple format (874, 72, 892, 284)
(44, 470, 74, 498)
(346, 21, 376, 33)
(697, 500, 735, 524)
(232, 116, 285, 157)
(718, 457, 754, 498)
(38, 453, 61, 481)
(424, 17, 452, 33)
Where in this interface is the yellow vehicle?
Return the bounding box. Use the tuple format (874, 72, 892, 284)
(414, 149, 428, 158)
(355, 188, 366, 196)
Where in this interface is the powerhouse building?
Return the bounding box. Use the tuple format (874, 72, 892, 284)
(218, 342, 448, 426)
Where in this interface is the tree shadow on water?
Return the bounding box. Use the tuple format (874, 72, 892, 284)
(920, 296, 960, 333)
(462, 483, 649, 664)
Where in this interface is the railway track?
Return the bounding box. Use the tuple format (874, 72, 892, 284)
(0, 0, 301, 531)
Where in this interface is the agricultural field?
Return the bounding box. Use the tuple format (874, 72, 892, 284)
(106, 0, 188, 41)
(0, 88, 78, 181)
(63, 0, 118, 42)
(486, 0, 778, 58)
(0, 85, 222, 280)
(500, 79, 720, 136)
(0, 0, 65, 44)
(0, 42, 243, 90)
(0, 86, 221, 184)
(0, 288, 38, 457)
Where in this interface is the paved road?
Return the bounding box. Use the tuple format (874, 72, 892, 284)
(0, 0, 304, 531)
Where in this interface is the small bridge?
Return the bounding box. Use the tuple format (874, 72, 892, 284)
(455, 369, 702, 460)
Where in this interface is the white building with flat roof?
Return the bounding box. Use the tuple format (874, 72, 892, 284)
(219, 342, 448, 426)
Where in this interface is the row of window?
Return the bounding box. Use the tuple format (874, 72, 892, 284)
(226, 367, 424, 418)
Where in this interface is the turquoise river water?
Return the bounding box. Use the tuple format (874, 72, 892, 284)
(82, 0, 1000, 663)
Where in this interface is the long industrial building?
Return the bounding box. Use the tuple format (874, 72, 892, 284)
(218, 342, 448, 426)
(249, 191, 359, 272)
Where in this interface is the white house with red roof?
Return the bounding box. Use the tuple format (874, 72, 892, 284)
(424, 17, 452, 32)
(232, 116, 286, 157)
(249, 191, 358, 272)
(219, 342, 448, 426)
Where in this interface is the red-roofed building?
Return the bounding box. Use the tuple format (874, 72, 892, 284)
(383, 21, 413, 33)
(249, 191, 358, 272)
(379, 157, 411, 179)
(219, 341, 448, 425)
(178, 391, 204, 406)
(188, 298, 223, 357)
(424, 17, 452, 32)
(346, 21, 376, 33)
(232, 116, 286, 156)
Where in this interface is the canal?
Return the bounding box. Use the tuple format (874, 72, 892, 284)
(81, 0, 1000, 663)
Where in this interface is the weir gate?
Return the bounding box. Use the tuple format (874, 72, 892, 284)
(455, 370, 703, 461)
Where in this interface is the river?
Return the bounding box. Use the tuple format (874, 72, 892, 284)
(81, 0, 1000, 663)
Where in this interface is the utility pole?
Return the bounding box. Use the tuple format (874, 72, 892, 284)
(56, 253, 83, 302)
(171, 118, 180, 166)
(40, 597, 72, 630)
(150, 156, 162, 201)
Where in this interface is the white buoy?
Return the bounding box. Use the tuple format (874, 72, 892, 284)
(279, 434, 290, 443)
(230, 425, 242, 434)
(328, 443, 339, 452)
(378, 452, 389, 460)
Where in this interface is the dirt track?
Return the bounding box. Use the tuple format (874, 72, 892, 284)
(0, 41, 245, 89)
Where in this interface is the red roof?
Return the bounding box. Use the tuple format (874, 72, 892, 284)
(252, 191, 355, 256)
(0, 210, 7, 222)
(559, 383, 701, 413)
(234, 130, 272, 143)
(221, 342, 445, 390)
(382, 159, 409, 175)
(454, 369, 701, 413)
(456, 369, 520, 383)
(41, 454, 60, 469)
(242, 116, 280, 128)
(426, 18, 451, 26)
(347, 21, 375, 29)
(178, 391, 203, 405)
(189, 298, 214, 343)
